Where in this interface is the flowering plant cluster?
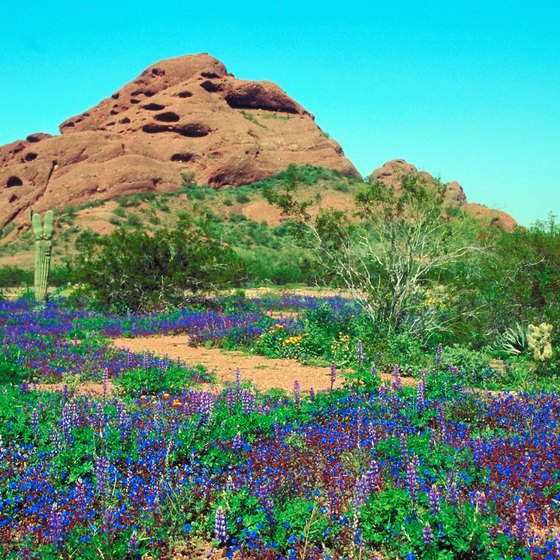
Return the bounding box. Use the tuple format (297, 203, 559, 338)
(1, 297, 560, 558)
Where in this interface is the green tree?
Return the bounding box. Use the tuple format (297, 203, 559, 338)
(265, 167, 485, 337)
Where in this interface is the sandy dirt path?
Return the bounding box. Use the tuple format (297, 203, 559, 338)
(111, 334, 415, 393)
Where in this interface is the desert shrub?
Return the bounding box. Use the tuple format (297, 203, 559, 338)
(0, 266, 28, 287)
(235, 192, 251, 204)
(75, 225, 246, 312)
(113, 364, 208, 396)
(126, 212, 142, 227)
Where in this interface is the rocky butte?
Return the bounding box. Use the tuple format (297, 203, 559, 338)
(370, 159, 516, 231)
(0, 53, 358, 228)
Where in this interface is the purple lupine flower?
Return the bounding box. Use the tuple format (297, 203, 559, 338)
(125, 462, 133, 493)
(353, 474, 371, 508)
(118, 408, 130, 438)
(95, 456, 109, 495)
(200, 392, 214, 417)
(127, 531, 138, 555)
(48, 503, 63, 545)
(423, 521, 434, 546)
(226, 387, 236, 411)
(51, 429, 62, 453)
(96, 403, 105, 437)
(226, 475, 236, 492)
(61, 404, 73, 442)
(474, 490, 487, 513)
(309, 387, 315, 401)
(406, 456, 419, 502)
(368, 424, 380, 448)
(330, 361, 337, 391)
(364, 459, 382, 490)
(62, 384, 69, 400)
(428, 484, 441, 516)
(515, 498, 528, 542)
(473, 437, 484, 467)
(392, 365, 402, 391)
(294, 380, 301, 408)
(241, 391, 255, 415)
(31, 408, 39, 433)
(102, 367, 109, 397)
(448, 482, 459, 507)
(258, 484, 275, 525)
(215, 506, 228, 544)
(19, 381, 29, 395)
(371, 365, 378, 378)
(74, 480, 88, 513)
(235, 367, 242, 394)
(399, 432, 408, 461)
(555, 532, 560, 558)
(232, 433, 243, 452)
(357, 340, 364, 368)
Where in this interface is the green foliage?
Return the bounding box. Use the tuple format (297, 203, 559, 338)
(360, 489, 525, 558)
(113, 364, 208, 396)
(75, 224, 246, 312)
(496, 323, 528, 356)
(235, 192, 251, 204)
(0, 351, 32, 384)
(112, 206, 126, 218)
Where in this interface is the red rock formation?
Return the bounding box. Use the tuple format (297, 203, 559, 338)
(369, 159, 516, 230)
(0, 53, 358, 227)
(370, 159, 467, 208)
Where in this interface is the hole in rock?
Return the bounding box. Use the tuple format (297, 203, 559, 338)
(112, 92, 120, 99)
(200, 80, 223, 93)
(201, 72, 220, 79)
(24, 153, 38, 162)
(151, 68, 165, 76)
(154, 112, 180, 123)
(110, 110, 119, 115)
(26, 135, 42, 143)
(119, 117, 131, 124)
(6, 176, 23, 187)
(142, 124, 171, 134)
(142, 123, 210, 137)
(130, 98, 140, 104)
(143, 103, 165, 111)
(224, 91, 299, 114)
(177, 91, 193, 98)
(8, 193, 18, 203)
(170, 153, 194, 162)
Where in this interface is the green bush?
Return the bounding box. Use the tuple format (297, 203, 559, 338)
(75, 224, 247, 312)
(235, 192, 251, 204)
(113, 364, 208, 396)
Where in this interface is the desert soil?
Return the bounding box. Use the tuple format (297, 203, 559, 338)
(111, 334, 415, 393)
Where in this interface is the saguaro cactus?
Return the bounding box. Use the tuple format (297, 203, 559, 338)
(32, 210, 54, 302)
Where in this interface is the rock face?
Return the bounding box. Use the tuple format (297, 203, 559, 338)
(0, 53, 358, 227)
(370, 159, 516, 231)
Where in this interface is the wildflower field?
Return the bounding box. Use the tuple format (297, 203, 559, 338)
(1, 296, 560, 559)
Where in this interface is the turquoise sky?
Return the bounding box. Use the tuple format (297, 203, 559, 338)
(1, 0, 559, 226)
